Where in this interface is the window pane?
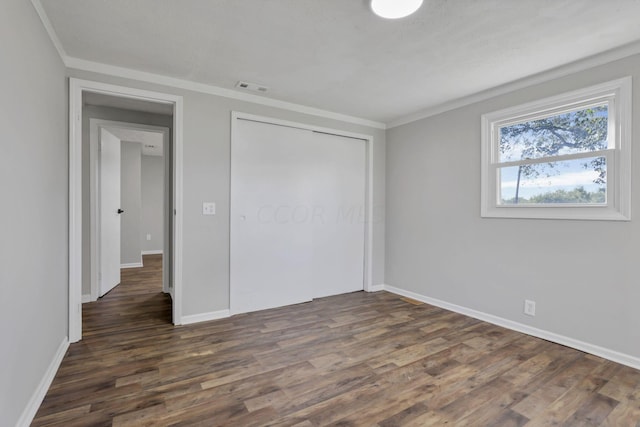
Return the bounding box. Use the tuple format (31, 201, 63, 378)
(499, 104, 608, 162)
(499, 156, 606, 205)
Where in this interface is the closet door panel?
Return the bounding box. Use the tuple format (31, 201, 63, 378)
(230, 119, 315, 314)
(310, 132, 365, 299)
(231, 118, 366, 314)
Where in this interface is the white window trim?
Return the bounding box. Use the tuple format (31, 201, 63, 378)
(481, 77, 632, 221)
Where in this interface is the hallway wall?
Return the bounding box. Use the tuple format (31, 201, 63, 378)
(141, 154, 164, 253)
(121, 141, 142, 266)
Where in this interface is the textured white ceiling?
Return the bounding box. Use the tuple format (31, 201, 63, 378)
(106, 127, 164, 157)
(41, 0, 640, 124)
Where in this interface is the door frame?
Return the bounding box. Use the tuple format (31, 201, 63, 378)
(89, 119, 171, 301)
(229, 111, 376, 315)
(69, 78, 184, 342)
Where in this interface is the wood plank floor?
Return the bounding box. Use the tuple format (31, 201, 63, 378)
(33, 257, 640, 426)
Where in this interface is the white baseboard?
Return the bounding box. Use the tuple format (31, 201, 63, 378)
(383, 284, 640, 371)
(181, 309, 231, 325)
(141, 250, 163, 255)
(120, 262, 143, 269)
(367, 284, 385, 292)
(81, 294, 92, 303)
(16, 337, 69, 427)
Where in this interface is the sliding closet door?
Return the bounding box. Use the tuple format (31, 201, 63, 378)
(309, 132, 365, 299)
(230, 117, 366, 314)
(230, 119, 316, 313)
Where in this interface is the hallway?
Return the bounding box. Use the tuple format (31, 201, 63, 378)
(84, 254, 170, 338)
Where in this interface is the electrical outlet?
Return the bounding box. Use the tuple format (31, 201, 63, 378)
(146, 234, 151, 241)
(524, 299, 536, 316)
(202, 202, 216, 215)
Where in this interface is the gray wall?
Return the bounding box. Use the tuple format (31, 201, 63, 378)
(386, 54, 640, 359)
(69, 68, 386, 317)
(121, 142, 142, 265)
(141, 155, 164, 253)
(82, 106, 172, 295)
(0, 1, 68, 426)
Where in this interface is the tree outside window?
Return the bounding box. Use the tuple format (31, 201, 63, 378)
(481, 77, 631, 221)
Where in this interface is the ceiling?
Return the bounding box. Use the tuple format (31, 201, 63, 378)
(106, 127, 164, 157)
(84, 91, 173, 116)
(40, 0, 640, 125)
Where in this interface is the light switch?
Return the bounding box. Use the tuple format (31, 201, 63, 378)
(202, 202, 216, 215)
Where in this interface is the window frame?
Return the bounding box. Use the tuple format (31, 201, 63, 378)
(480, 77, 632, 221)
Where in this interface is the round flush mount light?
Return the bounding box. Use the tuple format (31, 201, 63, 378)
(371, 0, 423, 19)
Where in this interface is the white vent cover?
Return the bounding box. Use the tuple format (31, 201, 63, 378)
(235, 81, 269, 92)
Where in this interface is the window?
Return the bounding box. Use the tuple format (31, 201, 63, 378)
(481, 77, 631, 220)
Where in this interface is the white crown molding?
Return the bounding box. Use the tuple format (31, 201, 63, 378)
(30, 1, 385, 129)
(383, 285, 640, 371)
(181, 309, 230, 325)
(64, 57, 386, 130)
(388, 40, 640, 129)
(30, 0, 640, 132)
(30, 0, 67, 61)
(16, 337, 69, 427)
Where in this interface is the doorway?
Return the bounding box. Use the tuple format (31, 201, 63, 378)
(69, 78, 184, 343)
(89, 119, 171, 301)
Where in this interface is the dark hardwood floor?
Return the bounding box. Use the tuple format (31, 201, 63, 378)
(33, 256, 640, 426)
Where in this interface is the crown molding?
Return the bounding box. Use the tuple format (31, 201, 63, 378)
(65, 57, 386, 130)
(30, 0, 67, 61)
(388, 39, 640, 129)
(31, 0, 640, 132)
(30, 0, 385, 129)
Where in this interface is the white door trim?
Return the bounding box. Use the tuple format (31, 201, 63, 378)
(229, 111, 376, 314)
(89, 119, 171, 301)
(69, 78, 184, 342)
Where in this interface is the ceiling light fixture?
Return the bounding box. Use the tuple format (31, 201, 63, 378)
(370, 0, 423, 19)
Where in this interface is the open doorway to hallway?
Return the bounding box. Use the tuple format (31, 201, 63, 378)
(81, 91, 174, 335)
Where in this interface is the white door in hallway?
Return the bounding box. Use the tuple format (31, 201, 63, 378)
(230, 118, 365, 314)
(99, 128, 122, 297)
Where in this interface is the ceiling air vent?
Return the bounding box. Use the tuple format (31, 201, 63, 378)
(236, 81, 269, 93)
